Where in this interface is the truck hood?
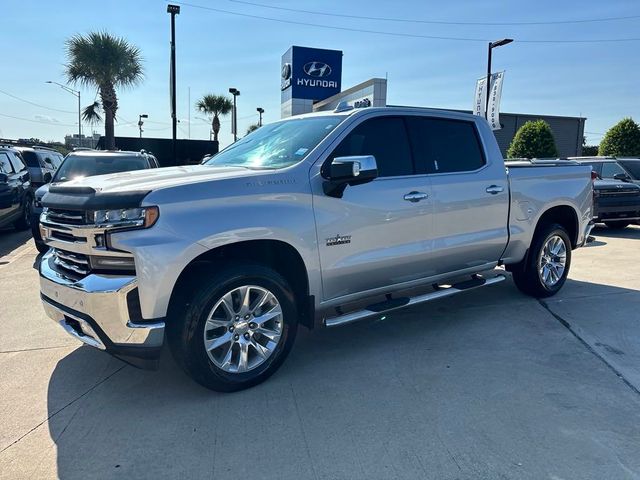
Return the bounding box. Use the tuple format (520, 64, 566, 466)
(53, 165, 257, 194)
(593, 179, 640, 191)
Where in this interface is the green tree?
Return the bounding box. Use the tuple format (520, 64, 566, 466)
(507, 120, 558, 159)
(65, 31, 144, 150)
(246, 123, 260, 135)
(598, 118, 640, 156)
(196, 94, 233, 143)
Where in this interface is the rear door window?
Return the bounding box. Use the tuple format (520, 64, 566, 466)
(330, 117, 414, 177)
(0, 153, 14, 174)
(7, 152, 26, 172)
(20, 150, 40, 168)
(407, 117, 485, 174)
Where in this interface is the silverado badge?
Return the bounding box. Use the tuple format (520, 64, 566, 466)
(326, 234, 351, 246)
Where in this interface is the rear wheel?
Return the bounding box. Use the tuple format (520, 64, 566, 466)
(511, 223, 572, 298)
(13, 196, 32, 231)
(604, 221, 629, 230)
(167, 263, 298, 392)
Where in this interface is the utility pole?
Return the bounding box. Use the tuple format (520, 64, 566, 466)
(138, 114, 148, 138)
(46, 81, 81, 145)
(485, 38, 513, 120)
(229, 88, 240, 142)
(167, 4, 180, 163)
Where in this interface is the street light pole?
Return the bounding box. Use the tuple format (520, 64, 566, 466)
(46, 81, 81, 144)
(485, 38, 513, 120)
(229, 88, 240, 142)
(138, 114, 148, 138)
(167, 4, 180, 163)
(257, 107, 264, 127)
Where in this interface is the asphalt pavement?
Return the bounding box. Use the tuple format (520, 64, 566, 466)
(1, 225, 639, 479)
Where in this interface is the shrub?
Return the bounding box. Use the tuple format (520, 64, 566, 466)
(598, 118, 640, 156)
(507, 120, 558, 159)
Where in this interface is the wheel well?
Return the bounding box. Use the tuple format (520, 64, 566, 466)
(535, 205, 579, 248)
(169, 240, 313, 329)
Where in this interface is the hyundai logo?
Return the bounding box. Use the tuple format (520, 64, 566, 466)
(303, 61, 332, 78)
(281, 63, 291, 80)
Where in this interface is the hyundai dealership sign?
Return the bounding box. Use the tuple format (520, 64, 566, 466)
(281, 46, 342, 108)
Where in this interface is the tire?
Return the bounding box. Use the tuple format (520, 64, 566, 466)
(167, 263, 298, 392)
(13, 195, 32, 231)
(604, 221, 629, 230)
(511, 223, 572, 298)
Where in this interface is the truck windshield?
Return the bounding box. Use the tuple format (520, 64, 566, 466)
(53, 155, 149, 182)
(204, 116, 343, 169)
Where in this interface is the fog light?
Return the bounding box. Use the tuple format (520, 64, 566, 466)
(90, 255, 135, 272)
(94, 234, 106, 248)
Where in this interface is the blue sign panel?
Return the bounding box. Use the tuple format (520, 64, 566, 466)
(281, 46, 342, 101)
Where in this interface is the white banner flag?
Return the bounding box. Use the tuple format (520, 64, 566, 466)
(473, 77, 488, 118)
(473, 71, 505, 130)
(487, 71, 504, 130)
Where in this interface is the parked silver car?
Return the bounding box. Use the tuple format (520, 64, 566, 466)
(14, 146, 64, 188)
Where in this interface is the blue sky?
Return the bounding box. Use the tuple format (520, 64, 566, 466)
(0, 0, 638, 148)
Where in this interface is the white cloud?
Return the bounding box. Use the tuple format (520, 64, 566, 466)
(34, 114, 60, 124)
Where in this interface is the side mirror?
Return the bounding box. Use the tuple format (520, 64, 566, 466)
(0, 173, 8, 184)
(613, 172, 630, 182)
(323, 155, 378, 198)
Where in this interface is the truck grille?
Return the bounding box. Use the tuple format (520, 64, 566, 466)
(46, 209, 89, 226)
(599, 188, 640, 197)
(52, 248, 90, 278)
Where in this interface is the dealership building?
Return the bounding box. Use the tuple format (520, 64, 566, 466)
(280, 46, 586, 157)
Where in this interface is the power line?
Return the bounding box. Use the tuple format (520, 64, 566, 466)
(0, 112, 77, 127)
(0, 89, 77, 114)
(172, 1, 640, 43)
(228, 0, 640, 26)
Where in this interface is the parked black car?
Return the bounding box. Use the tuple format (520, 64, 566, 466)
(0, 145, 33, 232)
(592, 179, 640, 229)
(571, 156, 640, 185)
(32, 150, 159, 252)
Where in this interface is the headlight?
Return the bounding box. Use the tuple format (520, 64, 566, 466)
(93, 206, 159, 229)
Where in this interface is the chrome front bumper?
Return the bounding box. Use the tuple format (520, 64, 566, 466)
(39, 250, 165, 368)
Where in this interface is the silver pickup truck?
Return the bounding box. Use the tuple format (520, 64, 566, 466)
(38, 106, 593, 391)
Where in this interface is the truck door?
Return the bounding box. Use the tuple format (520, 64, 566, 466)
(407, 116, 509, 274)
(0, 152, 19, 223)
(312, 115, 434, 302)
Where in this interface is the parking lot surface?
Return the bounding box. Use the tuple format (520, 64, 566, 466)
(1, 226, 639, 479)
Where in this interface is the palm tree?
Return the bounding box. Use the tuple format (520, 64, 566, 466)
(196, 94, 233, 143)
(65, 31, 143, 150)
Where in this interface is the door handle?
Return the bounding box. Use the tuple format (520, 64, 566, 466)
(485, 185, 504, 195)
(403, 191, 429, 202)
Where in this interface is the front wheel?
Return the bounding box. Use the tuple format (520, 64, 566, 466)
(511, 223, 572, 298)
(167, 264, 298, 392)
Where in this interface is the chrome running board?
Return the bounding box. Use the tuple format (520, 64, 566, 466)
(324, 274, 506, 327)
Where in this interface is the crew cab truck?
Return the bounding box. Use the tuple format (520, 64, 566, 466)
(39, 107, 593, 392)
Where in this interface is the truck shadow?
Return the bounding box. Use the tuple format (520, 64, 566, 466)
(45, 276, 640, 479)
(591, 224, 640, 240)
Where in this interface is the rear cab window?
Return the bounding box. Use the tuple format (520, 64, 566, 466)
(406, 116, 486, 174)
